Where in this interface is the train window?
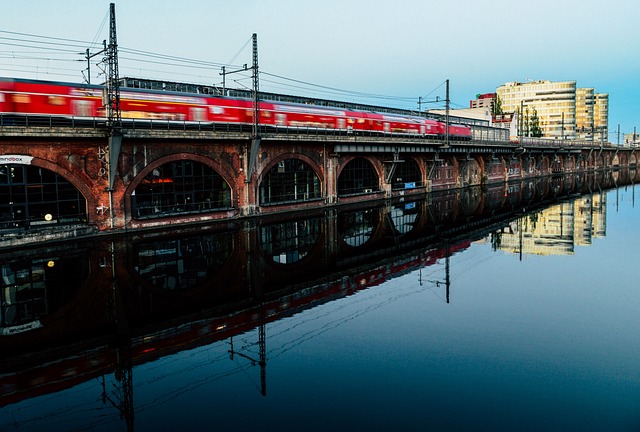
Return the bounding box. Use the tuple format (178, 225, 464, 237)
(190, 107, 206, 122)
(13, 94, 31, 104)
(210, 106, 224, 115)
(47, 96, 65, 106)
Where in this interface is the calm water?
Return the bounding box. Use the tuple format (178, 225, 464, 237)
(1, 175, 640, 431)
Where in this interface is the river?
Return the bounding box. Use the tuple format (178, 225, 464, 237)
(1, 171, 639, 431)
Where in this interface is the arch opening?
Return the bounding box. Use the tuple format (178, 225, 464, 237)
(0, 164, 87, 230)
(259, 159, 321, 205)
(132, 160, 231, 219)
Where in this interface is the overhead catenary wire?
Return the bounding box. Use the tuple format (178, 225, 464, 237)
(0, 27, 460, 109)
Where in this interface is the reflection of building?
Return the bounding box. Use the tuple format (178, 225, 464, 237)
(498, 195, 607, 257)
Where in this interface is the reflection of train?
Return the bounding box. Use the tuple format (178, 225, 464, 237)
(0, 77, 472, 140)
(0, 238, 470, 407)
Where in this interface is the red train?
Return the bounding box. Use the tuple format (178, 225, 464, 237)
(0, 77, 472, 140)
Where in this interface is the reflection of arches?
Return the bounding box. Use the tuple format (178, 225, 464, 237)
(337, 157, 380, 195)
(259, 218, 322, 264)
(258, 157, 322, 205)
(389, 202, 419, 234)
(0, 251, 89, 331)
(128, 156, 232, 219)
(0, 161, 89, 229)
(338, 209, 378, 247)
(131, 231, 234, 291)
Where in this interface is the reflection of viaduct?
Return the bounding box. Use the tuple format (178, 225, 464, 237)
(0, 170, 637, 417)
(1, 125, 638, 244)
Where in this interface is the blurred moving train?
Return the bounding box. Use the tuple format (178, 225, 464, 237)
(0, 77, 472, 140)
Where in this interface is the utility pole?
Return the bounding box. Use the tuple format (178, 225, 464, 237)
(106, 2, 121, 228)
(219, 33, 260, 183)
(445, 79, 450, 148)
(84, 48, 91, 84)
(85, 3, 121, 228)
(247, 33, 261, 182)
(220, 64, 247, 96)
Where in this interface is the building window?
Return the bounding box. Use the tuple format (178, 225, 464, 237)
(259, 159, 321, 205)
(132, 160, 231, 218)
(0, 164, 87, 230)
(337, 158, 379, 195)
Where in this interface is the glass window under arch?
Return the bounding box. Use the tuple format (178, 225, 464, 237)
(0, 164, 87, 230)
(390, 158, 422, 190)
(132, 160, 231, 219)
(259, 159, 321, 205)
(337, 158, 379, 196)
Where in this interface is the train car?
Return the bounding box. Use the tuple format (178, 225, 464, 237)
(1, 78, 102, 119)
(433, 121, 472, 141)
(447, 123, 472, 141)
(261, 101, 349, 130)
(0, 77, 474, 142)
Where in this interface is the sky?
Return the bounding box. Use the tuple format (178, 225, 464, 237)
(1, 0, 639, 140)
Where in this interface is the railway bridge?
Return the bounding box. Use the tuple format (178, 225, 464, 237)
(1, 119, 638, 243)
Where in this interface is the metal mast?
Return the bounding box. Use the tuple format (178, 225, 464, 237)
(106, 2, 122, 227)
(247, 33, 261, 182)
(445, 79, 450, 148)
(106, 2, 121, 130)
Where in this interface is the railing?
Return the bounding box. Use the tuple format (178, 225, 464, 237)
(0, 113, 621, 149)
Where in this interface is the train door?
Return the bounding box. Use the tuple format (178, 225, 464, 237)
(337, 118, 346, 130)
(275, 113, 287, 126)
(72, 99, 94, 117)
(190, 107, 206, 122)
(384, 122, 390, 133)
(420, 125, 425, 135)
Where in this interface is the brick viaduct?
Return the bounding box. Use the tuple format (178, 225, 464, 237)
(1, 125, 638, 235)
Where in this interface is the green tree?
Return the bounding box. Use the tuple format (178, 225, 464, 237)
(492, 94, 503, 115)
(529, 107, 543, 137)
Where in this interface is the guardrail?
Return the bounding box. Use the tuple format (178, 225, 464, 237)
(0, 113, 621, 149)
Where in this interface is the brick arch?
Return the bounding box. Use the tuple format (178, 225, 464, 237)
(255, 152, 325, 188)
(337, 155, 383, 181)
(23, 156, 97, 224)
(336, 155, 383, 194)
(124, 153, 237, 218)
(126, 153, 236, 198)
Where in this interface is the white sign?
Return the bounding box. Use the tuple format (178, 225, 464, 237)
(0, 155, 34, 165)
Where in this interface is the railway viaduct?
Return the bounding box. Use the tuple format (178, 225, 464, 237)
(1, 122, 638, 240)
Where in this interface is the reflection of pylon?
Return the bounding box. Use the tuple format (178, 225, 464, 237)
(228, 305, 267, 396)
(101, 343, 134, 431)
(426, 242, 451, 303)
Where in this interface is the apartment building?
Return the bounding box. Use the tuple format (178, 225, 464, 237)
(496, 80, 578, 139)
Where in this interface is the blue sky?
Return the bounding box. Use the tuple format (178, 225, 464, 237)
(1, 0, 638, 139)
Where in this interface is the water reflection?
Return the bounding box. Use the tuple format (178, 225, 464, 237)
(0, 169, 638, 431)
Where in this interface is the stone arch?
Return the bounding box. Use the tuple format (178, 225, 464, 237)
(255, 153, 324, 205)
(336, 156, 382, 195)
(125, 153, 235, 219)
(1, 155, 95, 227)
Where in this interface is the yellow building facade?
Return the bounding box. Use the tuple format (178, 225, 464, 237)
(496, 80, 608, 141)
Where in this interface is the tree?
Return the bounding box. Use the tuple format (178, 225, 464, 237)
(492, 94, 503, 115)
(529, 107, 543, 137)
